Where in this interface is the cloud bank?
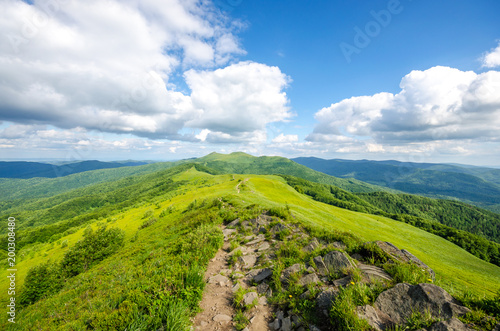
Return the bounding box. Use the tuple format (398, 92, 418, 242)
(307, 66, 500, 151)
(0, 0, 291, 144)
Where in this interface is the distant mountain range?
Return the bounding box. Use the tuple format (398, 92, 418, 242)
(0, 160, 148, 179)
(292, 157, 500, 212)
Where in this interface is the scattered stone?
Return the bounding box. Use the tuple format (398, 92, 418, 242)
(332, 241, 347, 250)
(281, 316, 292, 331)
(313, 256, 328, 276)
(371, 241, 434, 279)
(213, 314, 231, 322)
(281, 263, 302, 282)
(242, 291, 258, 306)
(254, 268, 273, 282)
(323, 251, 354, 275)
(306, 266, 315, 273)
(269, 319, 280, 330)
(358, 263, 392, 282)
(316, 288, 339, 311)
(291, 315, 300, 326)
(356, 305, 393, 331)
(222, 228, 236, 239)
(246, 234, 266, 246)
(309, 325, 322, 331)
(298, 273, 321, 287)
(200, 321, 208, 327)
(333, 275, 352, 287)
(303, 238, 320, 252)
(426, 318, 475, 331)
(258, 226, 268, 234)
(227, 218, 240, 228)
(238, 254, 257, 269)
(208, 274, 229, 285)
(232, 283, 241, 293)
(271, 223, 287, 233)
(257, 282, 270, 295)
(257, 241, 271, 251)
(374, 283, 471, 325)
(228, 247, 247, 256)
(232, 272, 245, 279)
(259, 296, 268, 305)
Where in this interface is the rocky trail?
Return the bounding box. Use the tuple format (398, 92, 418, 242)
(191, 212, 498, 331)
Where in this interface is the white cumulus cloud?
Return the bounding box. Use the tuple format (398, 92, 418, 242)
(482, 42, 500, 68)
(308, 66, 500, 145)
(0, 0, 291, 143)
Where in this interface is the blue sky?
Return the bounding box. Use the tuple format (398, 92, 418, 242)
(1, 0, 500, 165)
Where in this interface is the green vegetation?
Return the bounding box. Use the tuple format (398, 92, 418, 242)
(281, 174, 500, 266)
(0, 153, 499, 329)
(292, 156, 500, 212)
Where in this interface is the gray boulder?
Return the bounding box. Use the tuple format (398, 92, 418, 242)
(316, 288, 339, 311)
(426, 318, 475, 330)
(356, 305, 393, 331)
(281, 263, 302, 282)
(372, 241, 434, 279)
(313, 256, 328, 276)
(298, 273, 321, 287)
(303, 238, 320, 252)
(323, 251, 354, 275)
(374, 283, 470, 325)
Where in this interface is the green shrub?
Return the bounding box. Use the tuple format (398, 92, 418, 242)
(19, 262, 64, 306)
(139, 217, 158, 229)
(61, 226, 125, 277)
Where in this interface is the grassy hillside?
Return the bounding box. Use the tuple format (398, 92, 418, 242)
(188, 152, 389, 193)
(293, 157, 500, 211)
(1, 167, 499, 329)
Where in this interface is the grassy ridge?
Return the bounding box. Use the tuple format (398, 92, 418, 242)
(0, 168, 499, 329)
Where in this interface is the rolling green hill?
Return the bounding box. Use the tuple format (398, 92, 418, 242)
(1, 165, 499, 330)
(293, 157, 500, 212)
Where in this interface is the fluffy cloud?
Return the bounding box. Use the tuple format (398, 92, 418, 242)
(482, 42, 500, 68)
(185, 61, 291, 139)
(0, 0, 289, 143)
(308, 66, 500, 145)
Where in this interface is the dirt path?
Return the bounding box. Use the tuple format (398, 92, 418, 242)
(235, 178, 249, 194)
(192, 240, 236, 331)
(192, 225, 273, 331)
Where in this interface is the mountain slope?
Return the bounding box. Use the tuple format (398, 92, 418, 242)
(1, 165, 499, 329)
(186, 152, 391, 193)
(0, 160, 148, 179)
(293, 157, 500, 211)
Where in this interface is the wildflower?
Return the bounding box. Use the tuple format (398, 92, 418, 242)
(350, 281, 355, 285)
(427, 279, 433, 282)
(289, 295, 292, 298)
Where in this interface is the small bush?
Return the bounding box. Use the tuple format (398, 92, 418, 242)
(139, 217, 158, 229)
(61, 226, 125, 277)
(19, 262, 64, 306)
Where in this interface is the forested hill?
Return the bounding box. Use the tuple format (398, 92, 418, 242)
(0, 160, 147, 179)
(292, 157, 500, 212)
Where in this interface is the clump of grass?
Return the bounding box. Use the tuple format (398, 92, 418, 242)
(384, 262, 431, 285)
(328, 282, 388, 330)
(405, 309, 440, 330)
(234, 310, 250, 330)
(229, 249, 243, 267)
